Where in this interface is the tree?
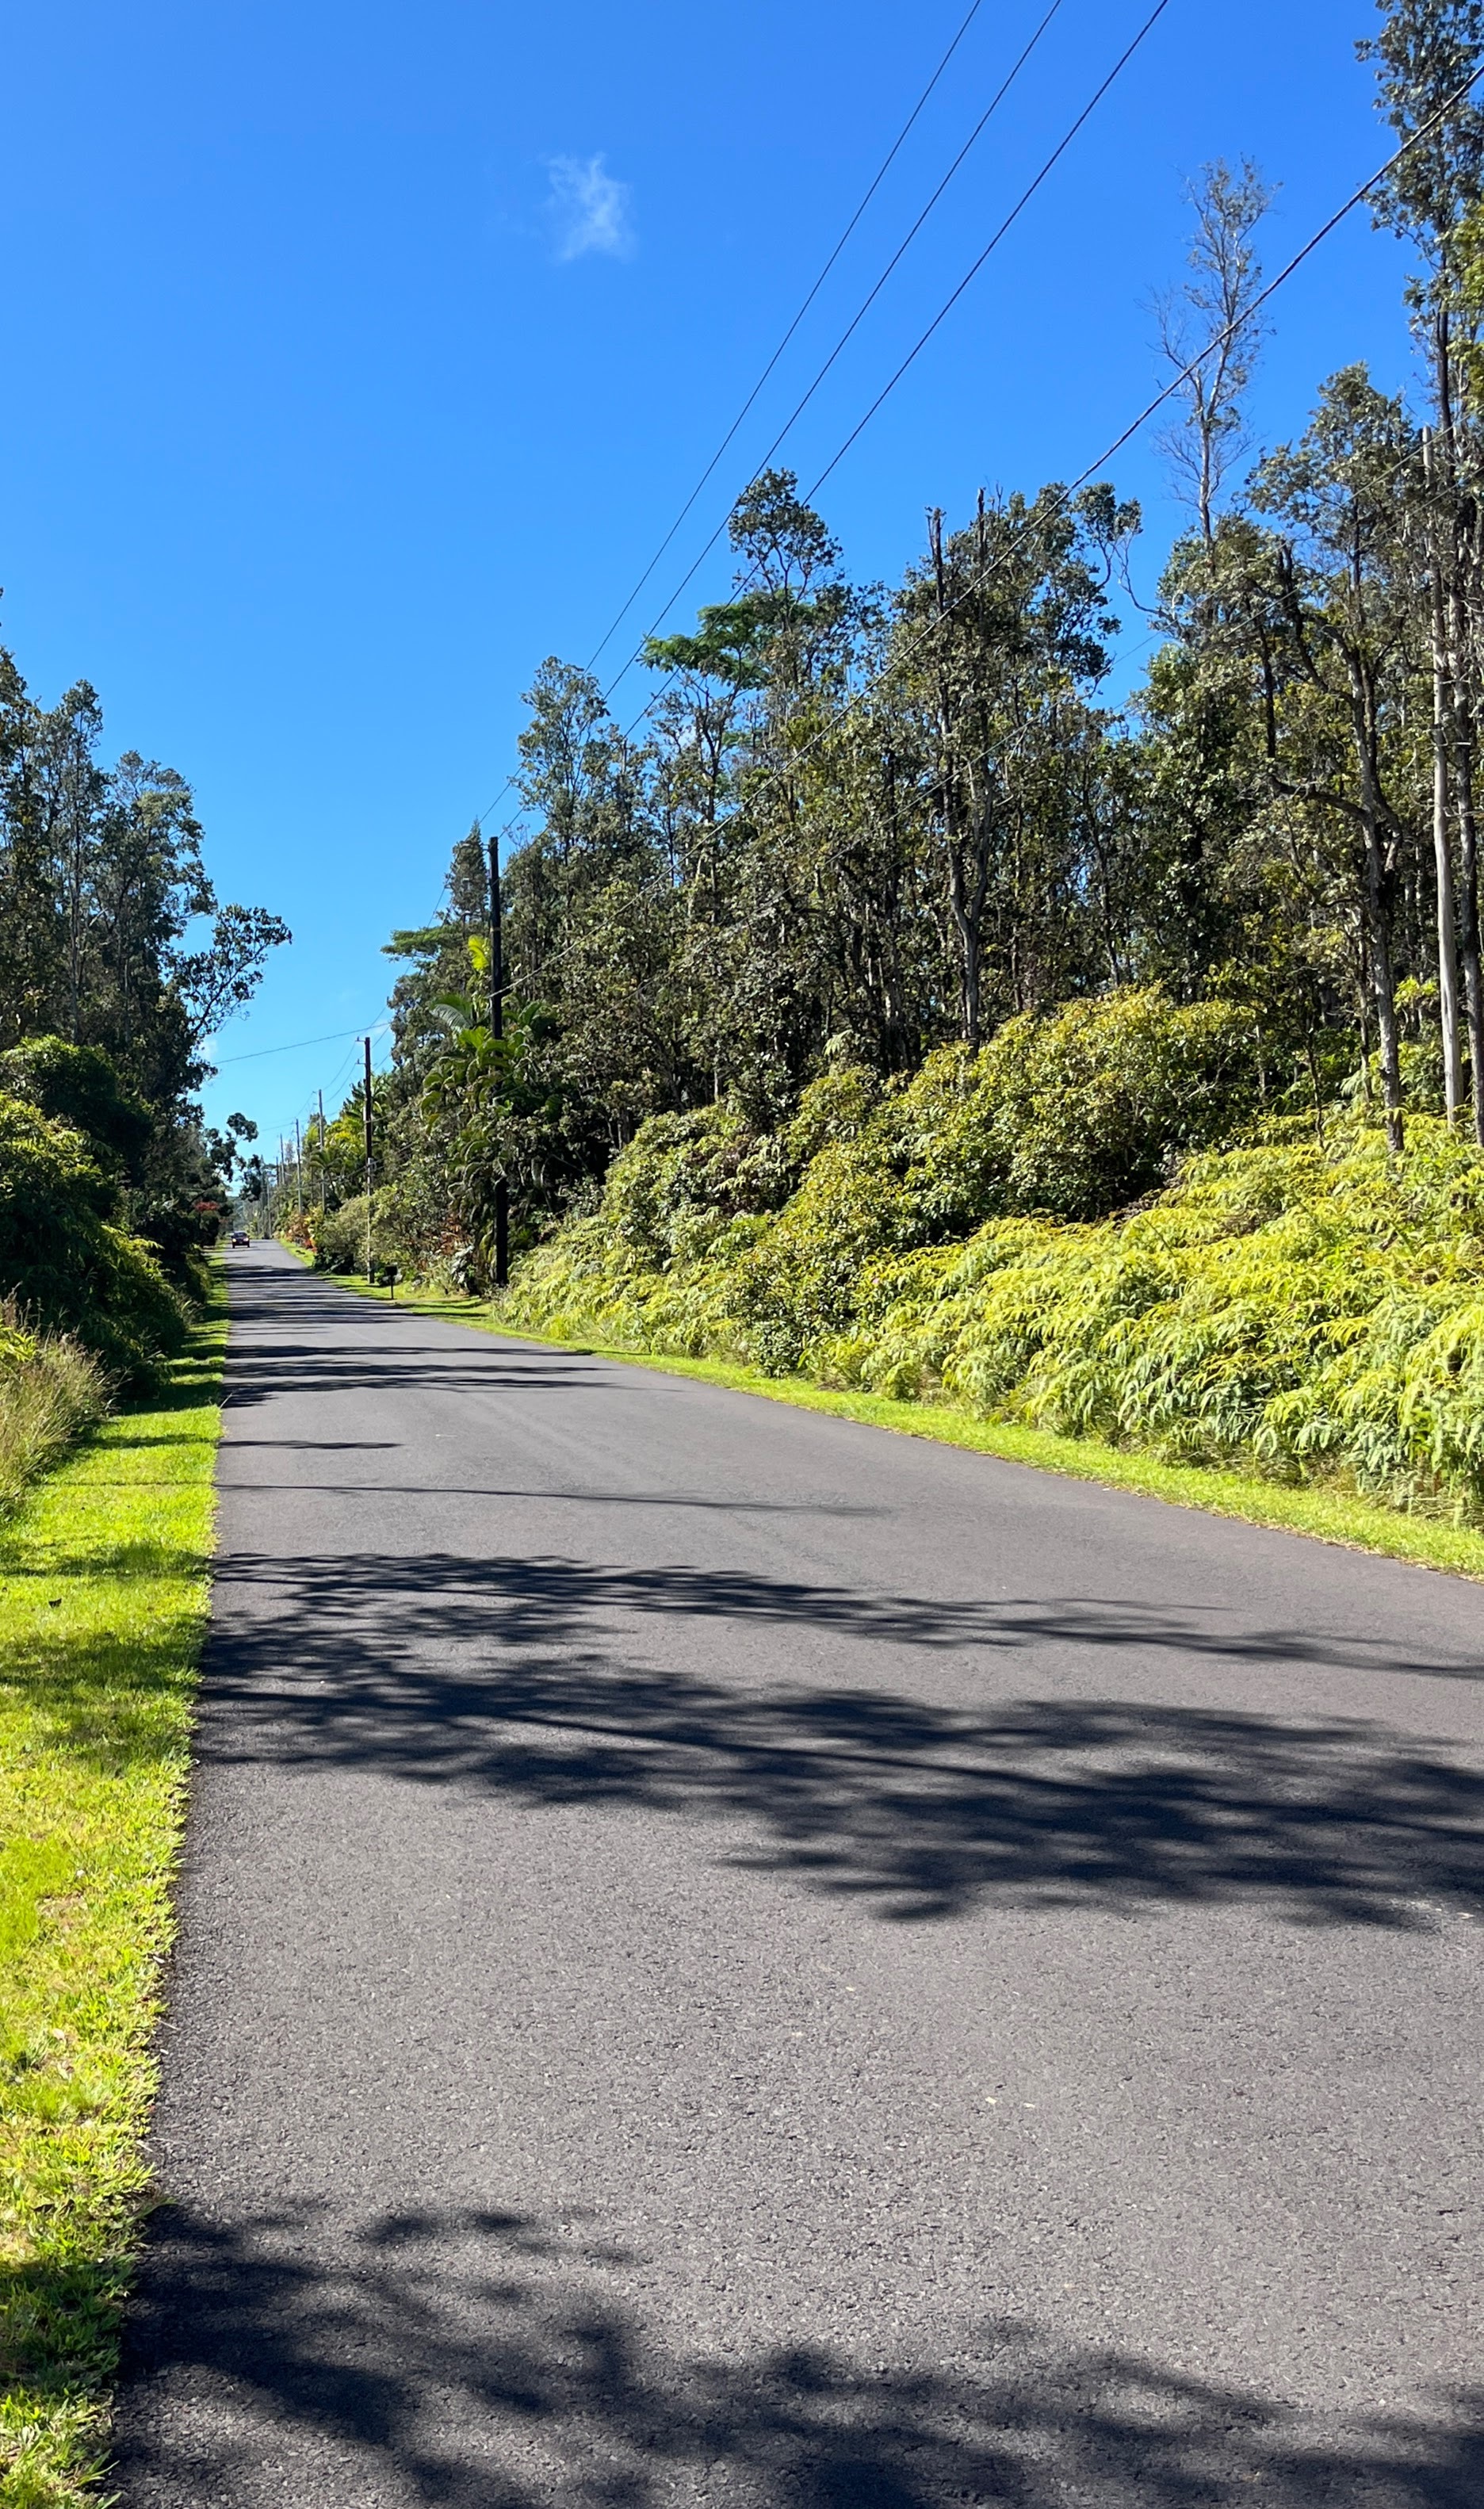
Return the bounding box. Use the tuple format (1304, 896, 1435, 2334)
(1249, 370, 1421, 1150)
(1363, 0, 1484, 1134)
(893, 484, 1138, 1047)
(0, 641, 289, 1275)
(1155, 159, 1277, 548)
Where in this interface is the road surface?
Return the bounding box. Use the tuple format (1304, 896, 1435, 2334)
(112, 1242, 1484, 2506)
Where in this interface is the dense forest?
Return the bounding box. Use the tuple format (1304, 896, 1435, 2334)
(0, 646, 286, 1385)
(278, 2, 1484, 1518)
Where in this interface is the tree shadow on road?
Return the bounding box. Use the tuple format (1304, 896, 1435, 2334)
(196, 1549, 1484, 1926)
(218, 1269, 617, 1409)
(108, 2201, 1484, 2507)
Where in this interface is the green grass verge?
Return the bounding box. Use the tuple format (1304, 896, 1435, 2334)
(0, 1284, 226, 2508)
(322, 1272, 1484, 1582)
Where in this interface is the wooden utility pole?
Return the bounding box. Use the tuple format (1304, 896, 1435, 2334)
(1424, 430, 1465, 1124)
(317, 1090, 326, 1212)
(488, 834, 510, 1289)
(362, 1036, 374, 1286)
(294, 1119, 304, 1217)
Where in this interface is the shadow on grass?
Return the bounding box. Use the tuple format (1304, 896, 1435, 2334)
(109, 2201, 1484, 2507)
(0, 1309, 221, 1765)
(0, 1621, 201, 1768)
(0, 2251, 130, 2401)
(119, 1379, 221, 1420)
(128, 1348, 227, 1417)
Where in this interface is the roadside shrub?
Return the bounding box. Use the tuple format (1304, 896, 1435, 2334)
(0, 1094, 186, 1383)
(578, 992, 1260, 1368)
(0, 1037, 152, 1176)
(601, 993, 1255, 1262)
(506, 1069, 1484, 1520)
(958, 989, 1259, 1220)
(820, 1122, 1484, 1515)
(599, 1104, 796, 1267)
(309, 1191, 405, 1282)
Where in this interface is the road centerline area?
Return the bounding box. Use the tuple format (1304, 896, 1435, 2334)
(111, 1243, 1484, 2507)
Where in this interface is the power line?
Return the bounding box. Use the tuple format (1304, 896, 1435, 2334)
(582, 63, 1482, 842)
(465, 0, 1062, 841)
(584, 0, 1031, 677)
(599, 0, 1077, 709)
(800, 0, 1172, 506)
(286, 1035, 372, 1134)
(215, 1019, 391, 1065)
(732, 58, 1484, 819)
(417, 38, 1482, 1038)
(430, 5, 1184, 1005)
(602, 0, 1170, 748)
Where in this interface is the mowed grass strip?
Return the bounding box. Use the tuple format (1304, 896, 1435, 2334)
(0, 1291, 225, 2508)
(327, 1272, 1484, 1582)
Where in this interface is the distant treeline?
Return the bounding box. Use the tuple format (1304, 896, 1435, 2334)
(0, 646, 286, 1378)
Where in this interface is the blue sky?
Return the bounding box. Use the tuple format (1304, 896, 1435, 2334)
(1, 0, 1416, 1147)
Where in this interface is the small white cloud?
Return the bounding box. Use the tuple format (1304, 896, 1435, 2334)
(545, 153, 634, 262)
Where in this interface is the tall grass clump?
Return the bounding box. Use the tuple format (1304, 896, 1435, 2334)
(0, 1306, 108, 1517)
(503, 993, 1484, 1525)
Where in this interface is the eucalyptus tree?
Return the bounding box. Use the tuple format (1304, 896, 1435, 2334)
(644, 469, 879, 1111)
(0, 638, 289, 1268)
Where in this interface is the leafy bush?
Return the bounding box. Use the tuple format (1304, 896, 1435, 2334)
(0, 1094, 186, 1383)
(810, 1121, 1484, 1516)
(531, 991, 1258, 1371)
(598, 1104, 797, 1267)
(953, 989, 1259, 1220)
(309, 1191, 405, 1283)
(506, 1007, 1484, 1521)
(0, 1038, 152, 1176)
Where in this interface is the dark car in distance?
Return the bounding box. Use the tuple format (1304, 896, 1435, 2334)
(229, 1230, 251, 1246)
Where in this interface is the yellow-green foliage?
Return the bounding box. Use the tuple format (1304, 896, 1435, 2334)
(308, 1190, 405, 1283)
(0, 1304, 223, 2507)
(506, 994, 1484, 1520)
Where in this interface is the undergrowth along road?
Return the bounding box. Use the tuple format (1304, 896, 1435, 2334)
(0, 1285, 225, 2509)
(317, 1271, 1484, 1585)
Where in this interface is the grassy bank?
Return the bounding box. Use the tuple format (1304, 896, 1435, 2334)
(0, 1285, 226, 2508)
(322, 1272, 1484, 1582)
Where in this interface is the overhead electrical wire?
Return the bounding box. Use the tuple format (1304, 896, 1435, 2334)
(581, 0, 1002, 675)
(467, 0, 1065, 840)
(797, 0, 1172, 507)
(427, 0, 1179, 1001)
(482, 61, 1484, 1016)
(598, 0, 1079, 709)
(606, 0, 1172, 744)
(723, 59, 1484, 820)
(216, 1019, 392, 1065)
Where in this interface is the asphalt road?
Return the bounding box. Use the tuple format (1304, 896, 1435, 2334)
(112, 1241, 1484, 2507)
